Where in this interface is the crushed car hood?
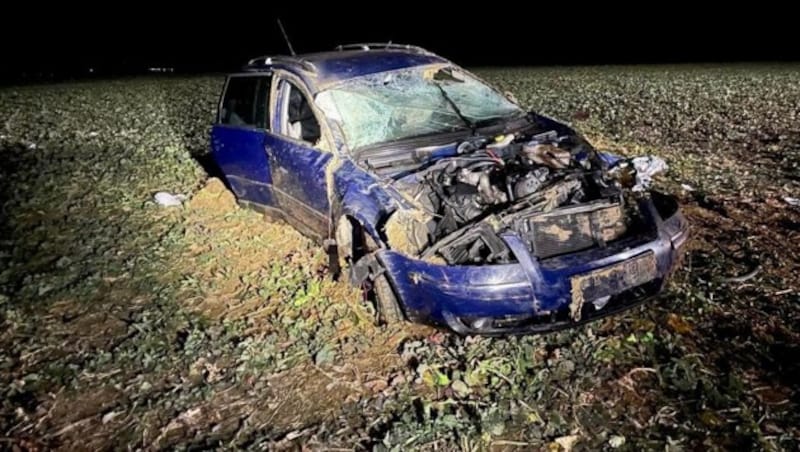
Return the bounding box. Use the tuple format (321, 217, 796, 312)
(378, 125, 668, 266)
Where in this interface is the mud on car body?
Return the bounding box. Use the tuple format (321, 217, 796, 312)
(210, 43, 689, 335)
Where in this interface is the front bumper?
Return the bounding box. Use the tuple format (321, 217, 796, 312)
(378, 194, 690, 335)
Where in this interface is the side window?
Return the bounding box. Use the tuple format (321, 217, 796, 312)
(219, 75, 271, 129)
(280, 81, 321, 145)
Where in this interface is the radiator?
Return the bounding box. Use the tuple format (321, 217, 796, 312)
(521, 200, 627, 259)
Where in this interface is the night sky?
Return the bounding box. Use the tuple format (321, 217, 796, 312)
(3, 7, 797, 84)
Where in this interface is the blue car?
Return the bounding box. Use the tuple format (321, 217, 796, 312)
(210, 43, 689, 335)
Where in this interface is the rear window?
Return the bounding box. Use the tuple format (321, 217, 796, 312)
(219, 75, 271, 128)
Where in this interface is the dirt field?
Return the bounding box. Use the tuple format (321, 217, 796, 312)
(1, 65, 799, 450)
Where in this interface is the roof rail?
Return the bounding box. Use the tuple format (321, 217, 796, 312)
(334, 43, 431, 54)
(244, 55, 317, 73)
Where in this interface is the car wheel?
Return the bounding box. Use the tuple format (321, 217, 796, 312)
(335, 216, 354, 275)
(336, 216, 403, 324)
(372, 273, 403, 325)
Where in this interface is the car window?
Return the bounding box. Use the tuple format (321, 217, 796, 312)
(280, 81, 322, 146)
(219, 75, 271, 129)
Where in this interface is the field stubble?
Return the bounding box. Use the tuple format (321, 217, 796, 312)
(1, 65, 799, 450)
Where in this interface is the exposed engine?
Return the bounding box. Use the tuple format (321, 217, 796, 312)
(386, 130, 652, 265)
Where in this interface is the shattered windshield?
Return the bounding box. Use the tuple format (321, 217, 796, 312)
(315, 65, 523, 150)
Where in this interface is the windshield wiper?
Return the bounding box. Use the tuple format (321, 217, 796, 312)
(433, 82, 475, 133)
(473, 112, 528, 130)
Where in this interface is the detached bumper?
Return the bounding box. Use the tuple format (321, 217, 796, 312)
(378, 196, 689, 336)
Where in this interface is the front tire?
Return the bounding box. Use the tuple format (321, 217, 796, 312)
(336, 215, 404, 325)
(372, 273, 403, 325)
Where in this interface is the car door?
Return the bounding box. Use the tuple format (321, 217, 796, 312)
(265, 74, 332, 241)
(210, 73, 275, 210)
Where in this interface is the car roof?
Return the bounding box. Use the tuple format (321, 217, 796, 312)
(241, 44, 449, 89)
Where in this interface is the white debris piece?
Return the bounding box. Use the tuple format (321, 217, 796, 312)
(609, 155, 669, 191)
(783, 197, 800, 207)
(154, 192, 187, 207)
(609, 435, 626, 448)
(630, 156, 668, 192)
(681, 184, 694, 192)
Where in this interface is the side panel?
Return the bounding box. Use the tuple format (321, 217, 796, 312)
(210, 126, 274, 206)
(266, 132, 331, 237)
(265, 72, 334, 240)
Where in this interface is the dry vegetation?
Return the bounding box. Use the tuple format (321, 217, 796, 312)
(1, 65, 799, 450)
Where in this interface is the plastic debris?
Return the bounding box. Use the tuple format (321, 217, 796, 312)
(681, 184, 695, 192)
(609, 155, 669, 192)
(154, 192, 187, 207)
(783, 197, 800, 207)
(631, 156, 668, 192)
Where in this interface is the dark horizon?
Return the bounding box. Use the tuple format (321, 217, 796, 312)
(3, 9, 798, 84)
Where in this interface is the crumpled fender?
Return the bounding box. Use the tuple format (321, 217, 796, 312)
(332, 160, 397, 245)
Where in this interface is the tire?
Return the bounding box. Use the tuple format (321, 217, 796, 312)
(336, 216, 403, 325)
(335, 216, 354, 276)
(372, 273, 404, 325)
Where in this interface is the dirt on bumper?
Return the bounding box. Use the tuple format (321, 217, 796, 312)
(378, 207, 689, 336)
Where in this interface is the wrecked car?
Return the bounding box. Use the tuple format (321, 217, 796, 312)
(210, 43, 689, 335)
